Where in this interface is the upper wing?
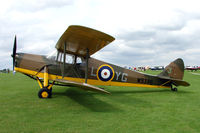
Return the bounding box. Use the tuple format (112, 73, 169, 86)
(55, 25, 115, 57)
(54, 79, 110, 94)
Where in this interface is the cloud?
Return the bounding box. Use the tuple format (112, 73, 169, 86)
(1, 0, 200, 69)
(9, 0, 74, 12)
(93, 10, 200, 67)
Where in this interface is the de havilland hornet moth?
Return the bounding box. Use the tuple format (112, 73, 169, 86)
(12, 25, 190, 98)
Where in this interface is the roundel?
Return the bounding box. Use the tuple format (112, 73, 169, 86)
(97, 64, 115, 82)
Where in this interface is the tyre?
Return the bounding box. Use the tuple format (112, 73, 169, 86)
(171, 87, 178, 92)
(38, 88, 51, 98)
(174, 88, 178, 91)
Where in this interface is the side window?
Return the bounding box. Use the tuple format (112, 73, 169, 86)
(76, 57, 82, 64)
(65, 54, 74, 64)
(56, 51, 60, 61)
(58, 53, 63, 62)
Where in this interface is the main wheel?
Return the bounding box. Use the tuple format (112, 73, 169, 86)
(38, 88, 51, 98)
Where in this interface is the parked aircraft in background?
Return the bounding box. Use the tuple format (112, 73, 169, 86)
(0, 69, 10, 73)
(150, 66, 164, 71)
(185, 66, 200, 71)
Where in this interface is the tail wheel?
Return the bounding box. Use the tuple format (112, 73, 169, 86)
(171, 87, 178, 91)
(171, 84, 178, 92)
(38, 88, 52, 98)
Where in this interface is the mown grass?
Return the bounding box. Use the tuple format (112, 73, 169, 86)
(0, 70, 200, 133)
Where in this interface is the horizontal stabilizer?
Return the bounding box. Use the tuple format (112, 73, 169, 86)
(54, 79, 110, 94)
(158, 75, 190, 86)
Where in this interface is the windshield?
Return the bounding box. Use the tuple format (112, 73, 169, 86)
(47, 50, 57, 60)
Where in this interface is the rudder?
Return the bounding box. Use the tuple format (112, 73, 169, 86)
(158, 58, 185, 80)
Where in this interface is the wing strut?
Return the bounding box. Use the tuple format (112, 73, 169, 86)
(85, 48, 89, 83)
(62, 42, 66, 78)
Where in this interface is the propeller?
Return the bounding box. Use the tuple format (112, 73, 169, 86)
(12, 35, 17, 71)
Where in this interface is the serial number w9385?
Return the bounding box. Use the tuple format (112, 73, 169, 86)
(137, 78, 153, 85)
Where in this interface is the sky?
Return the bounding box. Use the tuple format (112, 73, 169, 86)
(1, 0, 200, 69)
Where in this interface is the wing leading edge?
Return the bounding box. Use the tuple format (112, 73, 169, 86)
(55, 25, 115, 57)
(54, 79, 110, 94)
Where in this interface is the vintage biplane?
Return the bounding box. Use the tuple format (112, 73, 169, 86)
(12, 25, 190, 98)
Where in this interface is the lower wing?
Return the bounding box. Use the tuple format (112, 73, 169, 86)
(54, 79, 110, 94)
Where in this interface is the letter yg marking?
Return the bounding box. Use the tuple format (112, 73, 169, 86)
(115, 71, 121, 81)
(122, 73, 128, 82)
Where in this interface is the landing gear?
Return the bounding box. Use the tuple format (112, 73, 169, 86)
(36, 66, 55, 99)
(38, 88, 52, 98)
(36, 66, 55, 98)
(171, 84, 178, 92)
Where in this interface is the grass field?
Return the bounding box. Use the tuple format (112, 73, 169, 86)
(0, 70, 200, 133)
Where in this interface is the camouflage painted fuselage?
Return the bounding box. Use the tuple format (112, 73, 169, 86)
(15, 52, 181, 89)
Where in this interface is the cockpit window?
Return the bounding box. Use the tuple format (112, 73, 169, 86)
(57, 53, 74, 64)
(47, 50, 83, 64)
(76, 57, 82, 64)
(65, 54, 74, 64)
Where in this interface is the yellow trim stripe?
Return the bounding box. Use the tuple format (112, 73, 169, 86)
(15, 67, 170, 89)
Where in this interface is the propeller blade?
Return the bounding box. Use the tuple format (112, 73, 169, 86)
(12, 35, 17, 71)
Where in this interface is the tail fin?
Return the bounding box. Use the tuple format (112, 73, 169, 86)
(158, 58, 184, 80)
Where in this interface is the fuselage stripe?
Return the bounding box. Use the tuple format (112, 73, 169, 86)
(14, 67, 170, 89)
